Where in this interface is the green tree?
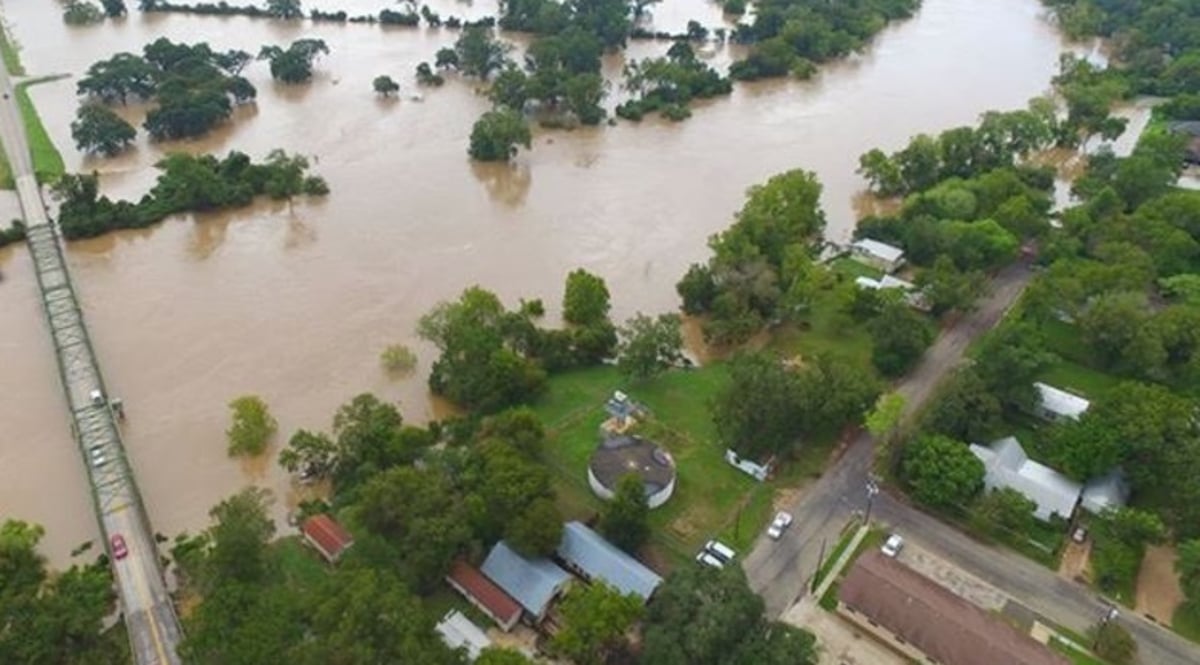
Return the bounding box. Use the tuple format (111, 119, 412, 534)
(865, 392, 906, 441)
(373, 75, 400, 97)
(259, 39, 329, 84)
(468, 108, 531, 162)
(641, 565, 816, 665)
(356, 467, 471, 592)
(278, 429, 337, 480)
(505, 497, 563, 557)
(712, 352, 800, 460)
(63, 0, 104, 25)
(294, 568, 461, 664)
(204, 487, 277, 588)
(600, 473, 650, 553)
(1089, 621, 1137, 665)
(563, 268, 611, 326)
(0, 520, 119, 664)
(1176, 539, 1200, 602)
(616, 312, 684, 381)
(869, 301, 934, 377)
(902, 435, 984, 509)
(226, 395, 277, 457)
(266, 0, 303, 19)
(552, 583, 644, 665)
(922, 368, 1003, 442)
(455, 27, 511, 79)
(71, 104, 137, 156)
(99, 0, 126, 17)
(973, 487, 1036, 537)
(916, 255, 986, 315)
(418, 287, 546, 412)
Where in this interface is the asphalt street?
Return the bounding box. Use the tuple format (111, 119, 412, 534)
(742, 261, 1200, 665)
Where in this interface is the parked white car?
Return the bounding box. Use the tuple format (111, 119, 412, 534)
(766, 511, 794, 540)
(881, 534, 904, 558)
(703, 540, 736, 565)
(696, 551, 725, 569)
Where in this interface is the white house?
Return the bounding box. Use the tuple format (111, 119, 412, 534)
(850, 238, 906, 273)
(1033, 382, 1090, 422)
(435, 610, 492, 661)
(854, 275, 930, 311)
(970, 437, 1081, 521)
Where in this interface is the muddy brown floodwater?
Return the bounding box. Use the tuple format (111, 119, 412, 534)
(0, 0, 1079, 566)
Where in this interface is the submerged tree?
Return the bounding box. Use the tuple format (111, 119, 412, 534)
(259, 39, 330, 84)
(71, 104, 137, 156)
(372, 75, 400, 98)
(468, 108, 531, 162)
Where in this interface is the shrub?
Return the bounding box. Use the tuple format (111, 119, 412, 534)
(380, 344, 418, 373)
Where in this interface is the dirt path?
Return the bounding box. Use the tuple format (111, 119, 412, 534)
(1136, 545, 1185, 623)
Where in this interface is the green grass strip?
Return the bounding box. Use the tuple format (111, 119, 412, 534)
(0, 21, 24, 77)
(15, 76, 66, 184)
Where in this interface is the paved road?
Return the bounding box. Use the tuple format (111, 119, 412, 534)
(743, 262, 1034, 615)
(742, 260, 1200, 664)
(874, 494, 1200, 665)
(0, 65, 183, 664)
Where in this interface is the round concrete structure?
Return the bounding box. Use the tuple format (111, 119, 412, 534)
(587, 434, 676, 509)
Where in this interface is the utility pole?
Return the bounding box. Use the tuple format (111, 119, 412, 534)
(864, 477, 880, 525)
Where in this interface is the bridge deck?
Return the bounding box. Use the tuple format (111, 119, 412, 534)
(0, 70, 184, 665)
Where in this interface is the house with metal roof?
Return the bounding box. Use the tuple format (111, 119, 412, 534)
(435, 610, 492, 661)
(445, 560, 522, 631)
(1033, 382, 1090, 422)
(849, 238, 906, 273)
(838, 551, 1069, 665)
(854, 274, 930, 311)
(300, 514, 355, 564)
(556, 521, 662, 601)
(970, 437, 1081, 521)
(481, 541, 571, 622)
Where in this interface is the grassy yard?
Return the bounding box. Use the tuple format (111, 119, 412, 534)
(1050, 637, 1110, 665)
(810, 520, 859, 591)
(1038, 361, 1122, 401)
(1173, 602, 1200, 644)
(533, 364, 842, 567)
(770, 287, 875, 370)
(828, 256, 882, 281)
(273, 537, 329, 587)
(817, 527, 887, 610)
(15, 76, 65, 185)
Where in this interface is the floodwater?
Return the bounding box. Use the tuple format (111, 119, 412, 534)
(0, 0, 1076, 566)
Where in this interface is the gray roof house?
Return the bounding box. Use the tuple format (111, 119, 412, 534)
(481, 541, 572, 620)
(556, 521, 663, 601)
(849, 238, 906, 273)
(1033, 382, 1090, 422)
(970, 437, 1081, 521)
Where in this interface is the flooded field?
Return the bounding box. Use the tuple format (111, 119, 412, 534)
(0, 0, 1076, 565)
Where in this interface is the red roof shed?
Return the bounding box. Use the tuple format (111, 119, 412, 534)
(446, 560, 522, 632)
(300, 514, 354, 563)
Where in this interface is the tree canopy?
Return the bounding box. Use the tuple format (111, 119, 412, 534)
(71, 104, 137, 156)
(902, 434, 984, 509)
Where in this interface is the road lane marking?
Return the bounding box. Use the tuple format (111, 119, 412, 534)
(122, 531, 171, 665)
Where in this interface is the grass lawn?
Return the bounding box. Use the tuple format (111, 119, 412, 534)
(1038, 361, 1122, 401)
(1173, 602, 1200, 644)
(818, 526, 887, 610)
(0, 22, 23, 77)
(770, 287, 875, 369)
(272, 536, 329, 590)
(811, 520, 859, 591)
(1050, 637, 1110, 665)
(15, 76, 65, 185)
(828, 256, 882, 281)
(534, 364, 843, 567)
